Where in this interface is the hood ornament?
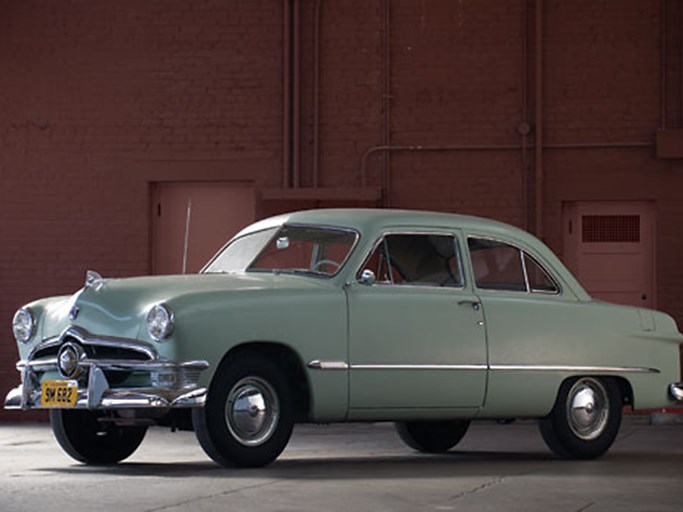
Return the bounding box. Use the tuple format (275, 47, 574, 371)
(84, 270, 104, 290)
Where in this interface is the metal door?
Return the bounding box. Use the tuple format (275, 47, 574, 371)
(563, 201, 655, 309)
(152, 182, 255, 275)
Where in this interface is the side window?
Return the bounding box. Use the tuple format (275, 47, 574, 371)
(468, 237, 560, 294)
(359, 239, 394, 283)
(524, 253, 559, 293)
(468, 238, 525, 291)
(359, 233, 463, 288)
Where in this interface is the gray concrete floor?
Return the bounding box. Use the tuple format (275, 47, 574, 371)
(1, 419, 681, 512)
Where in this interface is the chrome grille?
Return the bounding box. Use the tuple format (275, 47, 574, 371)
(28, 326, 158, 363)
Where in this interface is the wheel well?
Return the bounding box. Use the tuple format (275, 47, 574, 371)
(558, 375, 634, 408)
(218, 342, 311, 422)
(613, 377, 634, 408)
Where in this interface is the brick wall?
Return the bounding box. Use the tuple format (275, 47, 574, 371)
(0, 0, 284, 419)
(1, 0, 682, 419)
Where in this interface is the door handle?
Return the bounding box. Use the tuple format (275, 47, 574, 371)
(458, 300, 481, 311)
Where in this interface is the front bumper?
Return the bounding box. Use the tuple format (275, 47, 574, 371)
(5, 328, 209, 410)
(670, 382, 683, 402)
(5, 356, 209, 411)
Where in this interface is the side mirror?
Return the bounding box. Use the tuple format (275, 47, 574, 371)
(359, 269, 376, 286)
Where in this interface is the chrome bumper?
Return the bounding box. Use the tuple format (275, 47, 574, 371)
(4, 358, 209, 411)
(670, 382, 683, 402)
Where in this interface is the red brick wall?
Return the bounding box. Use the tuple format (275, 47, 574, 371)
(1, 1, 682, 419)
(0, 1, 284, 418)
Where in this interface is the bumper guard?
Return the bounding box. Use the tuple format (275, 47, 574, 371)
(670, 382, 683, 402)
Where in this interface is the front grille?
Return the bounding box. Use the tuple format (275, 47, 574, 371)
(31, 339, 152, 362)
(28, 327, 157, 364)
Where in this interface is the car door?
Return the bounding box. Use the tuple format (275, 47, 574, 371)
(465, 235, 571, 416)
(346, 230, 488, 413)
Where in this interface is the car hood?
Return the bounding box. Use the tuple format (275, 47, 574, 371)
(36, 272, 333, 342)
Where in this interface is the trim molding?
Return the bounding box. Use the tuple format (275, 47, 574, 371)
(351, 364, 487, 371)
(490, 364, 660, 374)
(307, 360, 349, 370)
(307, 360, 660, 374)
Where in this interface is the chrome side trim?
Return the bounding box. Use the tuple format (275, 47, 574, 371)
(308, 362, 660, 374)
(307, 360, 349, 370)
(669, 382, 683, 401)
(352, 364, 487, 370)
(490, 364, 660, 374)
(307, 361, 660, 374)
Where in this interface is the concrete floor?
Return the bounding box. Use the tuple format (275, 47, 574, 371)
(0, 419, 681, 512)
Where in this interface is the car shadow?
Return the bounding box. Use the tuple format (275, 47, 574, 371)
(36, 448, 681, 480)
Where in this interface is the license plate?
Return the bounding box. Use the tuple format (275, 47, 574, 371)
(41, 380, 78, 408)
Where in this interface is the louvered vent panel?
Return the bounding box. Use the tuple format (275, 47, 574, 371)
(582, 215, 640, 243)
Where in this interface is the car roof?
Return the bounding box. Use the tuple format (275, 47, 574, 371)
(238, 208, 525, 239)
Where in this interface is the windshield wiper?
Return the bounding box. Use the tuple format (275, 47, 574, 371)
(281, 269, 329, 277)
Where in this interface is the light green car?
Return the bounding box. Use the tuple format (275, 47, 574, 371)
(5, 209, 683, 467)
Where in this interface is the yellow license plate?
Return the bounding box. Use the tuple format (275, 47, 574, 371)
(41, 380, 78, 408)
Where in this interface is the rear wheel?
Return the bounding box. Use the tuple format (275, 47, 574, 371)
(538, 377, 622, 459)
(192, 354, 294, 468)
(50, 409, 147, 464)
(395, 420, 470, 453)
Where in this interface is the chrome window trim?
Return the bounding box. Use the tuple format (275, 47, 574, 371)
(202, 225, 279, 274)
(247, 223, 360, 279)
(466, 234, 562, 296)
(519, 249, 530, 292)
(356, 230, 467, 290)
(522, 252, 561, 295)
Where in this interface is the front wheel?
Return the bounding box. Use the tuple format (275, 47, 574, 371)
(192, 355, 294, 468)
(50, 409, 147, 464)
(395, 420, 470, 453)
(538, 377, 622, 460)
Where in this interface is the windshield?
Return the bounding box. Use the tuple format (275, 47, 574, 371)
(203, 224, 358, 277)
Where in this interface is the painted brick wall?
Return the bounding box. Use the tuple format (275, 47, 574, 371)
(0, 0, 283, 419)
(386, 0, 525, 225)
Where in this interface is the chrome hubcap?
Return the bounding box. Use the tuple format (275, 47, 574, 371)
(566, 378, 609, 441)
(225, 377, 279, 447)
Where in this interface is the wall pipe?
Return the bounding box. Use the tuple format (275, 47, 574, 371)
(382, 0, 392, 207)
(282, 0, 292, 188)
(360, 141, 654, 205)
(292, 0, 301, 188)
(312, 0, 322, 188)
(661, 0, 668, 129)
(534, 0, 544, 239)
(521, 0, 530, 231)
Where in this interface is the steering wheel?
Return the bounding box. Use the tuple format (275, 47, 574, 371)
(311, 259, 341, 272)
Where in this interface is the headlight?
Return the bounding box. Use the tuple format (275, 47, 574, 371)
(12, 308, 36, 344)
(146, 303, 175, 341)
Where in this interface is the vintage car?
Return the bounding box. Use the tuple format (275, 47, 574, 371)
(5, 209, 683, 467)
